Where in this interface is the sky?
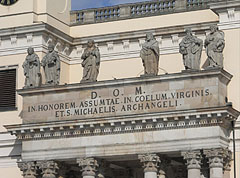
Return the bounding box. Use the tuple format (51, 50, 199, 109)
(71, 0, 147, 10)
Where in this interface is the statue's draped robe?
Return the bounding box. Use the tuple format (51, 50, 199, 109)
(179, 35, 203, 70)
(42, 51, 60, 85)
(81, 47, 100, 82)
(23, 54, 41, 87)
(204, 31, 225, 68)
(140, 40, 159, 75)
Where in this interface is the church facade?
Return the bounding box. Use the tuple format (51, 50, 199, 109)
(0, 0, 239, 178)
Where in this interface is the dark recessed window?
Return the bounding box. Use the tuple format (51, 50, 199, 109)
(0, 69, 17, 111)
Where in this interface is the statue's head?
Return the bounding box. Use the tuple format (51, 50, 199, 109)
(87, 39, 95, 48)
(146, 33, 154, 41)
(185, 28, 192, 36)
(210, 25, 218, 34)
(27, 47, 34, 55)
(48, 44, 55, 52)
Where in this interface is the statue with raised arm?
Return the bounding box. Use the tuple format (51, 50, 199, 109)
(42, 44, 61, 85)
(23, 47, 41, 88)
(140, 33, 160, 76)
(179, 28, 203, 70)
(81, 39, 100, 83)
(203, 25, 225, 69)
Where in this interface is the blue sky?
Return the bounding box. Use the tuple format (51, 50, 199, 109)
(71, 0, 147, 10)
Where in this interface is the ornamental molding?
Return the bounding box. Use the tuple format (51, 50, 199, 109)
(204, 148, 232, 170)
(6, 107, 237, 141)
(77, 158, 99, 176)
(18, 161, 38, 178)
(138, 154, 160, 172)
(37, 161, 59, 178)
(182, 150, 202, 170)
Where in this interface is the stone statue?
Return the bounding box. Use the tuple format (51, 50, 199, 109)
(203, 25, 225, 69)
(140, 33, 159, 75)
(42, 44, 61, 85)
(81, 39, 100, 83)
(23, 47, 41, 88)
(179, 28, 203, 70)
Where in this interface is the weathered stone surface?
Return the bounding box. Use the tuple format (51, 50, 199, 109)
(18, 69, 231, 124)
(138, 154, 160, 172)
(179, 28, 203, 70)
(203, 25, 225, 69)
(182, 150, 202, 178)
(204, 148, 232, 178)
(37, 161, 59, 178)
(81, 40, 100, 83)
(42, 44, 61, 85)
(140, 33, 159, 76)
(23, 47, 41, 88)
(18, 161, 37, 178)
(77, 158, 98, 177)
(19, 125, 234, 161)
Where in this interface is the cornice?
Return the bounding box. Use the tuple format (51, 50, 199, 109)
(16, 68, 232, 96)
(5, 106, 238, 141)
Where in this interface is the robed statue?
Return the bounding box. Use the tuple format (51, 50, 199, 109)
(81, 39, 100, 83)
(179, 28, 203, 70)
(140, 33, 160, 75)
(42, 44, 61, 85)
(203, 25, 225, 69)
(22, 47, 41, 88)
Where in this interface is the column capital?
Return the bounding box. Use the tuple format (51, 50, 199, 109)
(18, 161, 37, 178)
(182, 150, 202, 170)
(77, 158, 99, 177)
(37, 161, 59, 178)
(138, 153, 160, 172)
(204, 148, 232, 170)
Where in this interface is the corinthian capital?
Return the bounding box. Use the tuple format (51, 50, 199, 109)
(77, 158, 99, 176)
(37, 161, 59, 178)
(138, 153, 160, 172)
(18, 162, 37, 178)
(204, 148, 232, 170)
(182, 150, 202, 169)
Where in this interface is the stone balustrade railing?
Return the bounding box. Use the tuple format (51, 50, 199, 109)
(70, 0, 222, 25)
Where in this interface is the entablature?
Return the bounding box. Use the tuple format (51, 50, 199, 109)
(5, 106, 239, 141)
(5, 69, 239, 141)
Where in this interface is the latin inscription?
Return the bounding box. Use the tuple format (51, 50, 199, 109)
(26, 87, 211, 119)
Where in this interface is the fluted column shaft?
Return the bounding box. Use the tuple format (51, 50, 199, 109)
(138, 154, 160, 178)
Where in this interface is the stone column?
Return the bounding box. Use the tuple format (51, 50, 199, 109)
(138, 154, 160, 178)
(37, 161, 59, 178)
(18, 162, 37, 178)
(77, 158, 99, 178)
(204, 148, 232, 178)
(182, 150, 202, 178)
